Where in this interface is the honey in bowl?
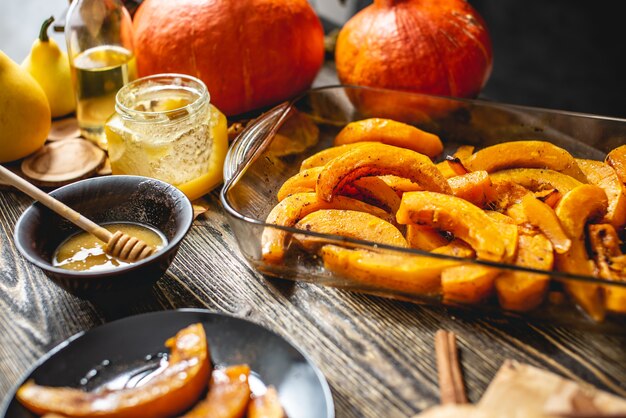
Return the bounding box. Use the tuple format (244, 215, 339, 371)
(53, 222, 166, 272)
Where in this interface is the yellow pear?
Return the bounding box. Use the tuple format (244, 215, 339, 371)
(0, 50, 51, 163)
(22, 17, 75, 118)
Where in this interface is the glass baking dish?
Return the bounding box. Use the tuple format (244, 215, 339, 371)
(220, 85, 626, 331)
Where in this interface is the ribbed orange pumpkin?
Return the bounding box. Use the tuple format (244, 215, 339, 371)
(335, 0, 493, 99)
(133, 0, 325, 116)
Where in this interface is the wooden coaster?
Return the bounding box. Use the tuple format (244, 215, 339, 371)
(21, 138, 106, 186)
(48, 117, 81, 141)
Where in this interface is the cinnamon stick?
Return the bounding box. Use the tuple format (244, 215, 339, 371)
(435, 329, 467, 405)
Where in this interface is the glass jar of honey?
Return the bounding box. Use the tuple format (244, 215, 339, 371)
(105, 74, 228, 201)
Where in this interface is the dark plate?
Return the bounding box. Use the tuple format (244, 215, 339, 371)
(1, 309, 334, 418)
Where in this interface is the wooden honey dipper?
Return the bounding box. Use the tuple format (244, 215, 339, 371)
(0, 165, 155, 262)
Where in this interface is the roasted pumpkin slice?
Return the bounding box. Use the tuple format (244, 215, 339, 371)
(606, 144, 626, 184)
(248, 386, 285, 418)
(352, 176, 402, 213)
(495, 233, 554, 312)
(276, 166, 322, 201)
(576, 158, 626, 227)
(406, 225, 449, 251)
(484, 210, 515, 224)
(453, 145, 475, 160)
(378, 175, 423, 195)
(436, 160, 465, 179)
(262, 192, 393, 264)
(293, 209, 408, 248)
(17, 324, 211, 418)
(448, 171, 495, 207)
(505, 193, 571, 254)
(334, 118, 444, 158)
(397, 191, 518, 262)
(463, 141, 588, 183)
(320, 245, 460, 295)
(588, 224, 626, 313)
(432, 239, 476, 259)
(182, 365, 251, 418)
(441, 264, 500, 304)
(316, 142, 451, 202)
(555, 185, 608, 321)
(489, 168, 582, 195)
(300, 143, 367, 170)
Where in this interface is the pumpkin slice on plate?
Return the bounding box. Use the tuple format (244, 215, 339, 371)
(554, 185, 608, 321)
(463, 141, 588, 182)
(397, 191, 517, 262)
(334, 118, 443, 158)
(316, 142, 451, 202)
(17, 323, 211, 418)
(261, 192, 393, 264)
(248, 386, 286, 418)
(182, 365, 251, 418)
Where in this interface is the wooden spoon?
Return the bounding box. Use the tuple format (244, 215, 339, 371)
(0, 165, 155, 262)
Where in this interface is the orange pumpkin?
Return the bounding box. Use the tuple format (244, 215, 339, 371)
(335, 0, 493, 99)
(133, 0, 325, 116)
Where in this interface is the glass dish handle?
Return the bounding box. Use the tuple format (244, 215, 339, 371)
(223, 101, 291, 187)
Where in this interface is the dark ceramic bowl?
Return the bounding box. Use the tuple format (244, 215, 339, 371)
(13, 175, 193, 296)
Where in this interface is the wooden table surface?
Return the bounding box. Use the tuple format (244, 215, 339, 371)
(2, 0, 626, 404)
(1, 64, 626, 417)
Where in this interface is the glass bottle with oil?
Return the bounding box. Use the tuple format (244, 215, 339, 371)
(65, 0, 136, 148)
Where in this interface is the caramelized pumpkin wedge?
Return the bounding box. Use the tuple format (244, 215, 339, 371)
(378, 175, 423, 195)
(463, 141, 588, 183)
(606, 144, 626, 184)
(17, 324, 211, 418)
(262, 192, 394, 264)
(397, 191, 518, 262)
(489, 168, 582, 195)
(505, 193, 571, 254)
(453, 145, 475, 160)
(182, 365, 251, 418)
(448, 171, 495, 207)
(277, 167, 322, 201)
(334, 118, 444, 157)
(406, 225, 449, 251)
(436, 160, 465, 179)
(588, 224, 626, 314)
(321, 245, 460, 295)
(294, 209, 408, 248)
(317, 142, 451, 202)
(441, 264, 500, 304)
(576, 158, 626, 227)
(352, 176, 402, 213)
(248, 386, 286, 418)
(495, 233, 554, 312)
(300, 143, 367, 170)
(555, 185, 608, 321)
